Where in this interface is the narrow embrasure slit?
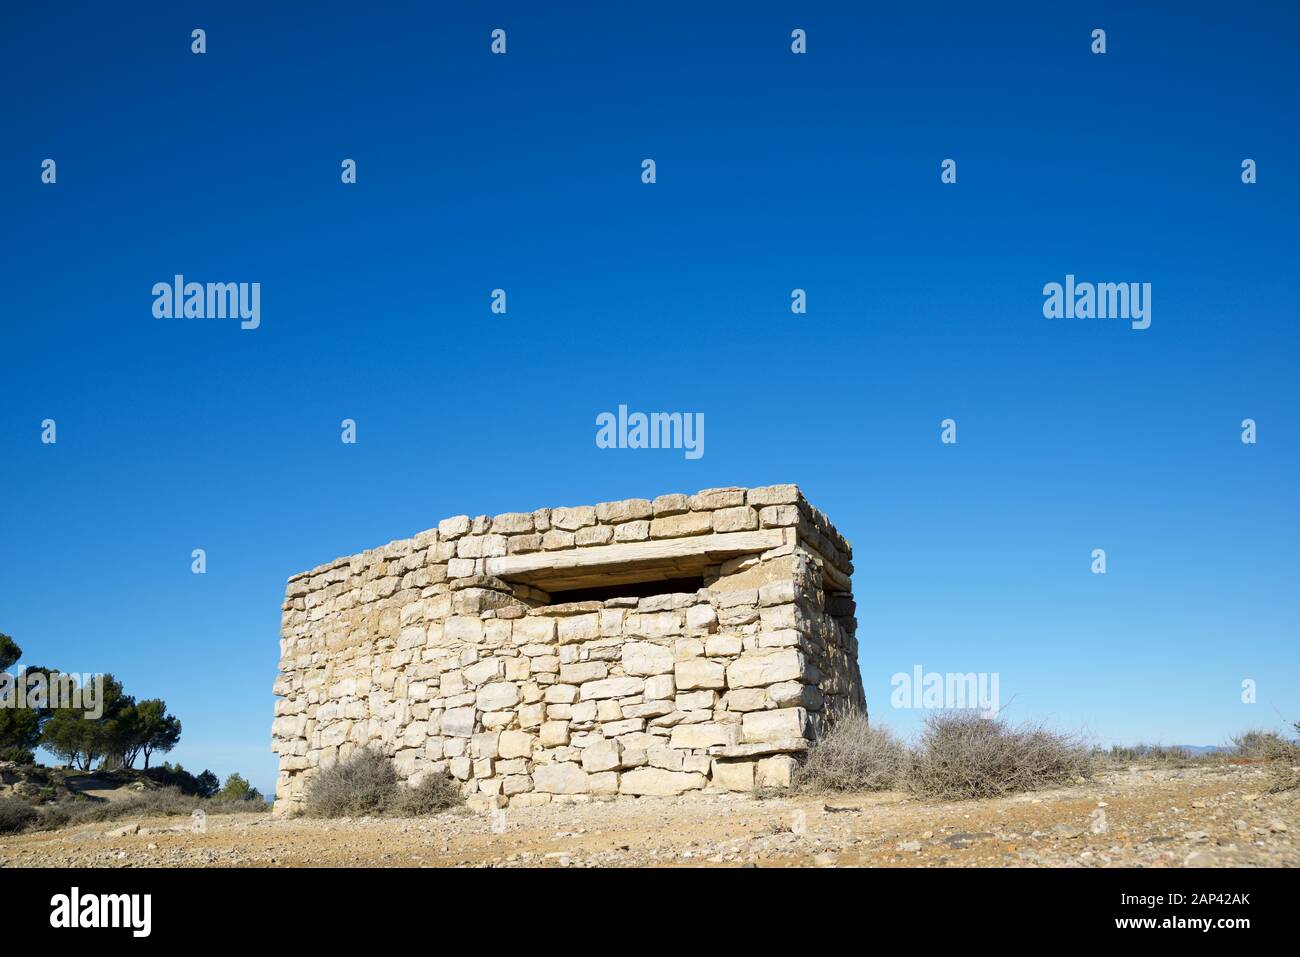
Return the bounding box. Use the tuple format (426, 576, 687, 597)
(542, 576, 705, 604)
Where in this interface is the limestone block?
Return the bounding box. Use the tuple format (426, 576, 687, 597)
(595, 498, 653, 523)
(579, 677, 644, 700)
(621, 700, 673, 719)
(652, 493, 689, 515)
(501, 775, 534, 796)
(476, 682, 520, 711)
(544, 683, 580, 704)
(682, 754, 711, 775)
(644, 674, 675, 700)
(674, 658, 726, 690)
(559, 661, 607, 684)
(471, 731, 500, 759)
(438, 515, 471, 539)
(647, 747, 684, 770)
(756, 754, 798, 788)
(712, 506, 759, 533)
(746, 485, 801, 506)
(669, 723, 736, 750)
(675, 690, 717, 711)
(513, 617, 556, 644)
(575, 525, 613, 546)
(463, 658, 503, 686)
(539, 720, 570, 747)
(518, 702, 545, 729)
(601, 717, 645, 737)
(742, 707, 810, 743)
(510, 792, 551, 807)
(722, 688, 767, 712)
(726, 650, 806, 688)
(690, 487, 746, 510)
(467, 794, 507, 812)
(766, 680, 824, 710)
(441, 707, 476, 737)
(705, 634, 742, 657)
(614, 520, 650, 542)
(533, 762, 591, 794)
(649, 512, 712, 538)
(558, 615, 600, 644)
(619, 767, 707, 796)
(686, 604, 718, 633)
(551, 506, 597, 530)
(491, 512, 535, 534)
(530, 655, 560, 674)
(711, 759, 755, 791)
(621, 641, 675, 676)
(445, 617, 485, 643)
(581, 740, 622, 772)
(498, 729, 535, 759)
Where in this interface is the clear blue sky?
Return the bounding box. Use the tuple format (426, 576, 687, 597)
(2, 2, 1296, 797)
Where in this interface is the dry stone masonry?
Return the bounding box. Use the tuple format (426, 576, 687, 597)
(271, 485, 863, 813)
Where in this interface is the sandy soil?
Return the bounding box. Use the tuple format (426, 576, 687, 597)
(1, 764, 1294, 868)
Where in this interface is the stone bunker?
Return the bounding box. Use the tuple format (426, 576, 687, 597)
(271, 485, 863, 812)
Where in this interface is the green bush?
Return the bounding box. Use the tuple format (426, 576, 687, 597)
(215, 773, 263, 803)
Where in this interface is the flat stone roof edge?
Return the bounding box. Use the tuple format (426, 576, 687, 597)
(286, 484, 850, 585)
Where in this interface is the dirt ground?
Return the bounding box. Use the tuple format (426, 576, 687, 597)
(1, 763, 1295, 868)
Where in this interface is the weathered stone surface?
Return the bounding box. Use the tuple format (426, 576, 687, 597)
(674, 658, 726, 690)
(669, 723, 736, 750)
(498, 729, 535, 759)
(621, 641, 675, 676)
(579, 677, 644, 700)
(710, 759, 755, 791)
(441, 707, 476, 737)
(476, 682, 520, 711)
(539, 720, 570, 747)
(726, 651, 806, 688)
(741, 707, 809, 743)
(618, 767, 707, 796)
(756, 754, 798, 788)
(581, 740, 622, 772)
(533, 762, 591, 794)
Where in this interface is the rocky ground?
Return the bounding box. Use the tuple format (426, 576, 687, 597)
(1, 763, 1294, 868)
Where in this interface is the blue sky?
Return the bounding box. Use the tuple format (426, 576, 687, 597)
(2, 2, 1296, 797)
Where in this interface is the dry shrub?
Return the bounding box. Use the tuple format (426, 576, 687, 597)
(303, 748, 398, 817)
(35, 786, 266, 831)
(1106, 744, 1196, 767)
(393, 771, 462, 815)
(303, 748, 462, 817)
(907, 712, 1094, 801)
(0, 797, 38, 834)
(1231, 729, 1300, 763)
(794, 711, 905, 793)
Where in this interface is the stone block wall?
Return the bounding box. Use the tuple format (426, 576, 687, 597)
(271, 485, 863, 813)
